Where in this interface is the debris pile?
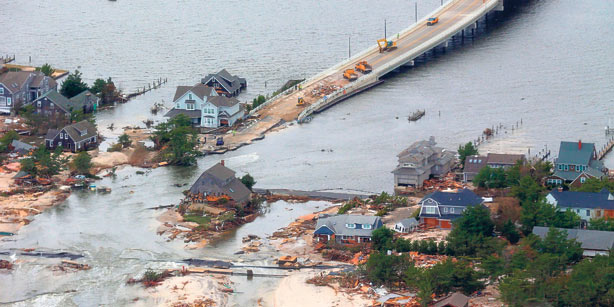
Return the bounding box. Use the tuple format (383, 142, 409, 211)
(171, 299, 216, 307)
(0, 260, 13, 270)
(422, 173, 466, 190)
(310, 82, 340, 98)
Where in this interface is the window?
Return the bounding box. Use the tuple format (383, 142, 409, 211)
(425, 206, 436, 214)
(50, 102, 54, 108)
(450, 208, 455, 213)
(176, 103, 179, 108)
(443, 207, 448, 213)
(37, 101, 41, 108)
(558, 164, 562, 170)
(586, 209, 590, 216)
(580, 177, 586, 183)
(0, 87, 3, 94)
(6, 98, 11, 106)
(345, 223, 356, 229)
(363, 224, 372, 230)
(564, 164, 569, 171)
(188, 94, 192, 99)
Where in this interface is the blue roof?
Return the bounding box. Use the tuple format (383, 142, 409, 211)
(422, 189, 483, 207)
(549, 189, 614, 209)
(557, 141, 595, 166)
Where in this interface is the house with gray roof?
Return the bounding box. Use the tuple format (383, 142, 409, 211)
(314, 214, 383, 244)
(32, 90, 92, 118)
(463, 153, 524, 182)
(201, 69, 247, 97)
(532, 226, 614, 256)
(69, 90, 99, 113)
(9, 139, 36, 155)
(546, 188, 614, 227)
(45, 120, 98, 152)
(433, 292, 469, 307)
(394, 218, 419, 233)
(546, 141, 606, 187)
(392, 137, 456, 190)
(418, 188, 484, 229)
(187, 161, 251, 207)
(0, 71, 57, 114)
(165, 83, 244, 129)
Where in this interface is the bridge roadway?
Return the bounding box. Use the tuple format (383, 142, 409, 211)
(250, 0, 503, 124)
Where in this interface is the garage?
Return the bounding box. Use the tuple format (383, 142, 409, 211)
(423, 217, 439, 227)
(440, 220, 452, 229)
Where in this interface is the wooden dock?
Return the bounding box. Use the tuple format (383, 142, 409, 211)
(597, 136, 614, 160)
(124, 77, 168, 100)
(0, 55, 15, 64)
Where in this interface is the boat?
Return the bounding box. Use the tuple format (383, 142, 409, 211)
(408, 110, 425, 121)
(97, 186, 112, 193)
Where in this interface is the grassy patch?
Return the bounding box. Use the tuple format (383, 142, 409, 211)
(183, 214, 211, 226)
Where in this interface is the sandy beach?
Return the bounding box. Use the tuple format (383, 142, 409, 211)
(271, 271, 371, 307)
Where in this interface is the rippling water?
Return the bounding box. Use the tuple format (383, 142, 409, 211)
(1, 0, 614, 305)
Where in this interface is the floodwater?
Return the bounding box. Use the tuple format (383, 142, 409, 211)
(1, 0, 614, 305)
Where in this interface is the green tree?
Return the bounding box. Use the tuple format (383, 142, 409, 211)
(511, 176, 542, 203)
(36, 63, 55, 77)
(538, 227, 583, 264)
(72, 151, 92, 175)
(166, 126, 198, 166)
(371, 227, 394, 252)
(520, 200, 581, 235)
(499, 270, 542, 307)
(240, 173, 256, 190)
(458, 142, 478, 166)
(405, 264, 435, 307)
(0, 130, 19, 152)
(588, 217, 614, 231)
(571, 177, 614, 193)
(21, 147, 67, 177)
(473, 166, 508, 188)
(364, 252, 410, 287)
(501, 220, 520, 244)
(118, 133, 132, 148)
(446, 205, 501, 257)
(60, 70, 89, 98)
(90, 78, 107, 95)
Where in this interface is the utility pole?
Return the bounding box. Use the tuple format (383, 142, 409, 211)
(348, 35, 351, 58)
(384, 19, 387, 39)
(415, 2, 418, 23)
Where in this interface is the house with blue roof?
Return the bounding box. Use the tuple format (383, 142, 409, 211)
(313, 214, 383, 244)
(418, 188, 483, 229)
(546, 141, 606, 187)
(546, 188, 614, 226)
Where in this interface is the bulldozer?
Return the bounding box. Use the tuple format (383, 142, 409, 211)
(343, 69, 358, 81)
(355, 61, 372, 74)
(297, 97, 305, 106)
(377, 39, 397, 53)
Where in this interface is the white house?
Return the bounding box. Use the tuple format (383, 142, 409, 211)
(165, 83, 244, 129)
(394, 218, 419, 233)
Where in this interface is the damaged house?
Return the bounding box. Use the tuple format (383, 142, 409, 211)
(314, 214, 383, 244)
(187, 161, 251, 207)
(392, 137, 456, 190)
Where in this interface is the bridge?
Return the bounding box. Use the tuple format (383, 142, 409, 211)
(250, 0, 505, 124)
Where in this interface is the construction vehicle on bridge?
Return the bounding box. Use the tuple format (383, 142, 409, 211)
(377, 39, 397, 53)
(297, 97, 305, 106)
(343, 69, 358, 81)
(355, 61, 372, 74)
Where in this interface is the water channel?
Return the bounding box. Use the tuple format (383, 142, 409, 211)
(1, 0, 614, 305)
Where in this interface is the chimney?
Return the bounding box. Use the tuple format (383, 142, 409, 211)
(557, 186, 563, 192)
(578, 140, 582, 150)
(220, 160, 225, 166)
